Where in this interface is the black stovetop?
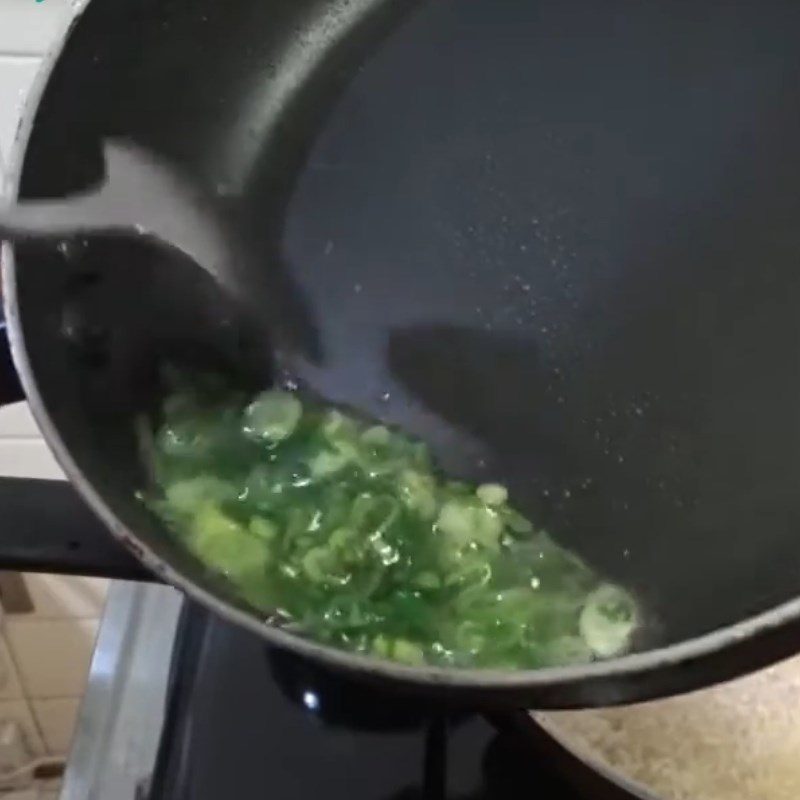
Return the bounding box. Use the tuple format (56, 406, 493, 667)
(146, 603, 641, 800)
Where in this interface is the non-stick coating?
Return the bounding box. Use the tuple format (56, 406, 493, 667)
(8, 0, 800, 704)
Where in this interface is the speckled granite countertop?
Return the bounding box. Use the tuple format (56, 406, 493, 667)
(537, 652, 800, 800)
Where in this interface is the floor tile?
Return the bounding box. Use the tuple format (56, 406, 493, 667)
(15, 575, 109, 620)
(0, 700, 45, 757)
(32, 697, 79, 755)
(6, 618, 98, 698)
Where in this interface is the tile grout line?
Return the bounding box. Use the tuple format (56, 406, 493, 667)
(26, 692, 49, 754)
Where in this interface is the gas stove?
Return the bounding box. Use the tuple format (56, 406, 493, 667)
(60, 582, 643, 800)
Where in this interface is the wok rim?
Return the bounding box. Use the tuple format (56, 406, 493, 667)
(3, 0, 799, 704)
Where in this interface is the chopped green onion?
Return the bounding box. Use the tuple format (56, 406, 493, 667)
(392, 639, 425, 666)
(308, 448, 351, 478)
(243, 390, 302, 443)
(579, 583, 638, 658)
(164, 476, 237, 515)
(142, 377, 641, 670)
(361, 425, 391, 446)
(436, 500, 503, 550)
(249, 517, 278, 542)
(476, 483, 508, 506)
(398, 469, 437, 519)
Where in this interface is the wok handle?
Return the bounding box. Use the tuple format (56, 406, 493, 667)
(0, 330, 153, 581)
(0, 478, 154, 581)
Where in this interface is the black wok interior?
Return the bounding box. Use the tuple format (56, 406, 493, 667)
(13, 0, 800, 652)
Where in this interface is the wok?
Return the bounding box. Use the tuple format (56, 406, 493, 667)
(3, 0, 800, 707)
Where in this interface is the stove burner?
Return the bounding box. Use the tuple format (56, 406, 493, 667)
(265, 647, 465, 732)
(148, 602, 646, 799)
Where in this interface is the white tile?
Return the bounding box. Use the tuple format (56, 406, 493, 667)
(0, 439, 65, 480)
(5, 618, 98, 698)
(0, 635, 25, 700)
(16, 574, 109, 619)
(0, 700, 45, 756)
(31, 697, 78, 755)
(0, 402, 43, 438)
(0, 55, 40, 164)
(0, 0, 75, 56)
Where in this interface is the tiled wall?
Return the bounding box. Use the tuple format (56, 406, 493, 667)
(0, 0, 106, 776)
